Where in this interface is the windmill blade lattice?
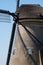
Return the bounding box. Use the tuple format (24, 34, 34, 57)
(0, 13, 11, 23)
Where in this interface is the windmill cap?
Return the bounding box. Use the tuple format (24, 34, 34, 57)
(16, 4, 43, 19)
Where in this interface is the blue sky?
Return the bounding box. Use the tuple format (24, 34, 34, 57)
(0, 0, 43, 65)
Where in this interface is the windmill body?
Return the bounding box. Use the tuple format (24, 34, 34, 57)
(10, 4, 43, 65)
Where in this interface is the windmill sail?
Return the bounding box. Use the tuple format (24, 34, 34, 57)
(0, 13, 11, 23)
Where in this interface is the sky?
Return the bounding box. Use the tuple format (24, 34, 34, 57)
(0, 0, 43, 65)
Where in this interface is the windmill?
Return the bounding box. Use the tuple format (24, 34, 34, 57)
(0, 0, 43, 65)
